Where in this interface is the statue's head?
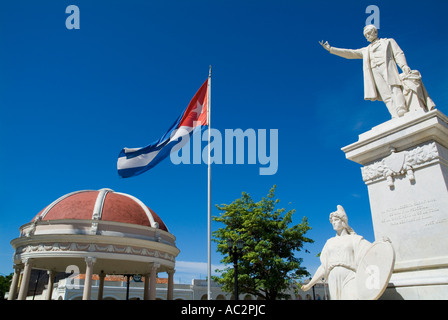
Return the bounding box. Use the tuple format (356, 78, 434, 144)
(363, 24, 378, 42)
(329, 205, 356, 235)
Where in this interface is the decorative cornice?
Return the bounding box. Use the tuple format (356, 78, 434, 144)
(15, 242, 176, 263)
(19, 222, 177, 261)
(343, 109, 448, 165)
(11, 233, 180, 261)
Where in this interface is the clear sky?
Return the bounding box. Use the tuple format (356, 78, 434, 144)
(0, 0, 447, 283)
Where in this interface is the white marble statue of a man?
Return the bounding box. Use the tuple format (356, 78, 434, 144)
(301, 205, 371, 300)
(320, 25, 434, 118)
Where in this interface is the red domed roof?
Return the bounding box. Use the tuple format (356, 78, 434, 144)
(33, 189, 168, 232)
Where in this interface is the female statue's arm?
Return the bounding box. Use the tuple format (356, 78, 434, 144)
(301, 265, 326, 292)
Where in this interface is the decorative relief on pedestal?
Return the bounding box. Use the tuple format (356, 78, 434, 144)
(361, 142, 438, 187)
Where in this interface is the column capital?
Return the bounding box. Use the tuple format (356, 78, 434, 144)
(21, 257, 33, 266)
(85, 256, 96, 266)
(151, 263, 160, 271)
(167, 269, 176, 275)
(13, 264, 23, 271)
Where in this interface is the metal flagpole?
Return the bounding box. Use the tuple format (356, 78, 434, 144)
(207, 65, 212, 300)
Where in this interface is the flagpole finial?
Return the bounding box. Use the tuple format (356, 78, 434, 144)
(209, 65, 212, 77)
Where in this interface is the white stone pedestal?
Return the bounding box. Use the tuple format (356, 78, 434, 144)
(342, 109, 448, 299)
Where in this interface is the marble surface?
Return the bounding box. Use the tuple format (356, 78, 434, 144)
(342, 108, 448, 299)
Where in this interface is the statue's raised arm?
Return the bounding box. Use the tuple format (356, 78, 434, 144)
(319, 25, 435, 119)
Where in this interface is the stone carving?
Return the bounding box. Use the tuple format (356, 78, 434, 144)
(25, 216, 41, 237)
(301, 205, 394, 300)
(361, 142, 438, 187)
(400, 71, 435, 114)
(320, 25, 435, 119)
(91, 218, 100, 234)
(15, 242, 175, 262)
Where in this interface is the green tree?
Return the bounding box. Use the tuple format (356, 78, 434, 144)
(212, 185, 313, 300)
(0, 273, 13, 300)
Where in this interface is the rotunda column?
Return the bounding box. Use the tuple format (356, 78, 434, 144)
(97, 271, 105, 300)
(143, 273, 150, 300)
(82, 257, 96, 300)
(149, 263, 160, 300)
(17, 258, 32, 300)
(7, 264, 22, 300)
(45, 270, 55, 300)
(167, 269, 175, 300)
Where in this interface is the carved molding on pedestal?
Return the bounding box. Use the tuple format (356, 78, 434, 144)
(361, 142, 438, 187)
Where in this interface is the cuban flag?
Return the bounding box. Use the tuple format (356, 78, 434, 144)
(117, 79, 209, 178)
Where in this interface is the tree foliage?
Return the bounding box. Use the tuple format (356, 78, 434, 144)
(212, 185, 313, 300)
(0, 273, 12, 300)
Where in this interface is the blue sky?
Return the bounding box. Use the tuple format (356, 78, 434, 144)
(0, 0, 447, 283)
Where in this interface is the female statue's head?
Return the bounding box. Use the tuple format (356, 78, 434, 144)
(329, 205, 356, 235)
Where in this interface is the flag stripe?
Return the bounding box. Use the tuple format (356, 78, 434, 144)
(117, 79, 209, 178)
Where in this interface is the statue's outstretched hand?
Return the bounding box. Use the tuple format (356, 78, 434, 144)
(319, 40, 331, 52)
(301, 283, 311, 292)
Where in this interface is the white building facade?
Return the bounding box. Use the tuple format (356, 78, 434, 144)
(27, 276, 328, 300)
